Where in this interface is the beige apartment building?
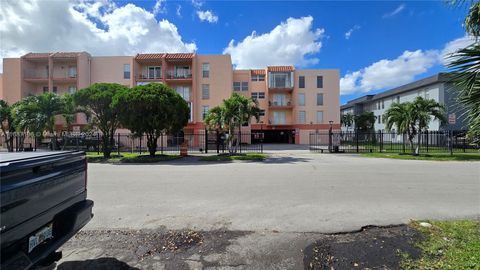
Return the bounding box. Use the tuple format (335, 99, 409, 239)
(0, 52, 340, 144)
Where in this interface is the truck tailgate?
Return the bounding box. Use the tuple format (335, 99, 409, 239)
(0, 151, 87, 250)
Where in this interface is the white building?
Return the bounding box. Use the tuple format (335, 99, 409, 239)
(340, 73, 468, 132)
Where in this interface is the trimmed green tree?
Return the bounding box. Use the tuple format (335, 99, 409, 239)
(73, 83, 127, 158)
(354, 111, 376, 132)
(204, 93, 261, 154)
(114, 83, 190, 157)
(384, 96, 446, 154)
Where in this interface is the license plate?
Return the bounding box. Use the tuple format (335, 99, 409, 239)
(28, 224, 53, 253)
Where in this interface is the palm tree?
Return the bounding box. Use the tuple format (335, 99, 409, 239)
(204, 93, 261, 154)
(0, 100, 16, 151)
(446, 1, 480, 144)
(446, 44, 480, 144)
(11, 93, 70, 150)
(464, 1, 480, 38)
(341, 113, 354, 133)
(384, 97, 446, 155)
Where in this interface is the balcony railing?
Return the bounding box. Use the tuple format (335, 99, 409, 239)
(268, 100, 292, 108)
(166, 70, 192, 79)
(24, 69, 48, 79)
(52, 70, 77, 79)
(136, 72, 162, 80)
(268, 72, 294, 89)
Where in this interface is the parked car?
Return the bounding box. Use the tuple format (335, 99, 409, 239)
(0, 151, 94, 269)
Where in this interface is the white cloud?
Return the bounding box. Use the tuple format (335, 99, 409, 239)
(340, 50, 439, 95)
(176, 5, 182, 18)
(340, 35, 478, 96)
(223, 16, 324, 69)
(383, 4, 405, 18)
(196, 10, 218, 23)
(345, 25, 360, 40)
(441, 36, 476, 64)
(0, 0, 196, 72)
(191, 0, 203, 9)
(153, 0, 166, 15)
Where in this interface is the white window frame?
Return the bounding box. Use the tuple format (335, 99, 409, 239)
(316, 93, 324, 106)
(273, 111, 286, 125)
(298, 93, 305, 106)
(176, 86, 191, 101)
(298, 111, 306, 124)
(202, 84, 209, 100)
(202, 105, 209, 120)
(316, 111, 324, 124)
(202, 63, 210, 78)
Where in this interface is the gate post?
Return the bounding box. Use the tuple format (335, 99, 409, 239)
(449, 130, 453, 156)
(328, 128, 333, 153)
(139, 135, 142, 155)
(205, 128, 208, 154)
(426, 130, 429, 153)
(117, 133, 120, 156)
(161, 133, 164, 155)
(216, 130, 220, 154)
(261, 134, 263, 153)
(239, 130, 242, 153)
(379, 131, 383, 152)
(355, 131, 359, 153)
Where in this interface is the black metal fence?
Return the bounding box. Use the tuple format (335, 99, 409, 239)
(309, 130, 478, 154)
(0, 131, 264, 154)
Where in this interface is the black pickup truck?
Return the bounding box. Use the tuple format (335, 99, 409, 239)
(0, 151, 94, 269)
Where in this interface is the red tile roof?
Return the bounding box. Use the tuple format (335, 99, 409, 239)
(251, 69, 266, 75)
(23, 53, 51, 59)
(135, 53, 165, 60)
(267, 66, 295, 72)
(23, 52, 83, 59)
(165, 53, 194, 60)
(52, 52, 81, 58)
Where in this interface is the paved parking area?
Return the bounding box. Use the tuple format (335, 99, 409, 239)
(56, 154, 480, 269)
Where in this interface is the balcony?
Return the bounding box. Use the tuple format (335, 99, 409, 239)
(268, 72, 294, 91)
(52, 69, 77, 82)
(268, 100, 293, 109)
(165, 69, 192, 80)
(136, 71, 162, 81)
(24, 69, 48, 81)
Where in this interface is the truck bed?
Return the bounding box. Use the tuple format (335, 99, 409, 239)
(0, 151, 93, 269)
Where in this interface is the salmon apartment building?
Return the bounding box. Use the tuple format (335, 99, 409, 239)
(0, 52, 340, 144)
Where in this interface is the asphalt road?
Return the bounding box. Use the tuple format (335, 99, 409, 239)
(85, 154, 480, 233)
(54, 153, 479, 269)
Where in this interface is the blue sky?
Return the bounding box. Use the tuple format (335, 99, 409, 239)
(1, 0, 473, 104)
(134, 0, 470, 103)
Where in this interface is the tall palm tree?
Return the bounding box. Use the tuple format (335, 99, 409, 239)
(446, 44, 480, 144)
(341, 113, 354, 133)
(204, 93, 260, 154)
(446, 1, 480, 144)
(384, 97, 446, 154)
